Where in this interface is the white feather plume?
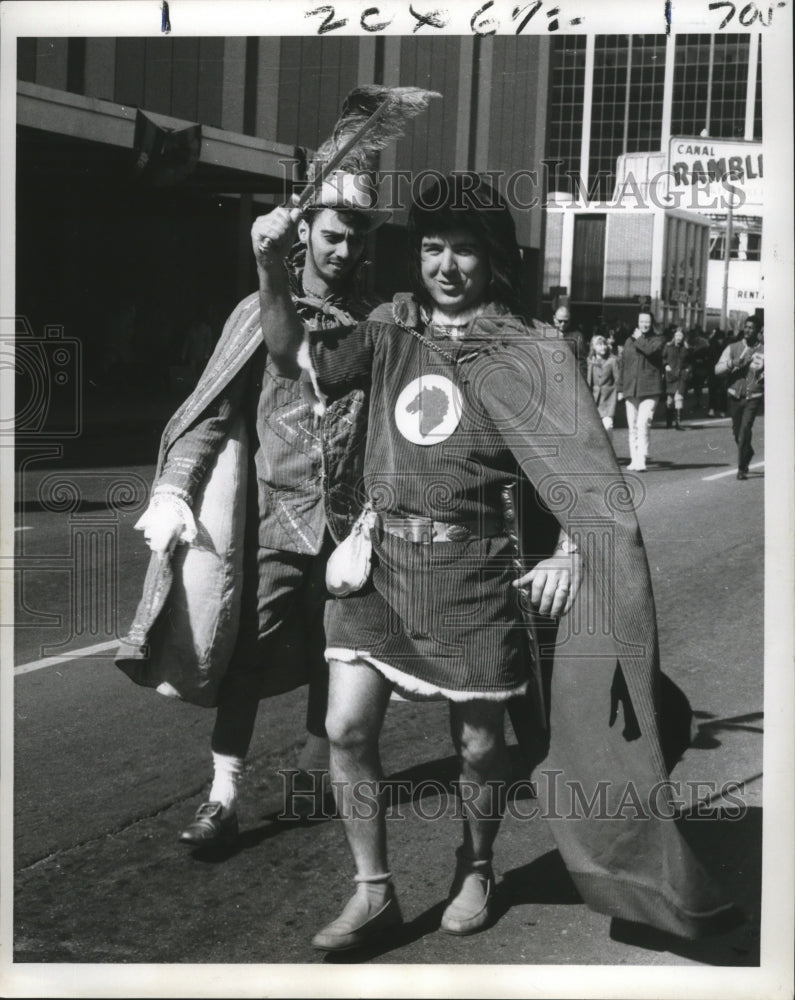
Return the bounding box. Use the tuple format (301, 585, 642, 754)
(307, 86, 442, 181)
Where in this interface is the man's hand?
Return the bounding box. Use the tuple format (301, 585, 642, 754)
(513, 553, 583, 617)
(251, 196, 302, 268)
(749, 352, 764, 372)
(134, 494, 196, 559)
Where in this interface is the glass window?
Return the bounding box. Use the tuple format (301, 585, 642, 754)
(588, 35, 665, 200)
(710, 35, 750, 139)
(546, 37, 587, 194)
(671, 35, 711, 136)
(708, 218, 762, 261)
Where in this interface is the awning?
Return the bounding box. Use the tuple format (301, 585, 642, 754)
(17, 81, 302, 194)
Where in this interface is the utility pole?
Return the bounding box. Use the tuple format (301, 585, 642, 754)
(720, 201, 733, 331)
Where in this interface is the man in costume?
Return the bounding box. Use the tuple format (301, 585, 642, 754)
(715, 315, 764, 480)
(254, 174, 733, 951)
(118, 86, 439, 847)
(120, 178, 384, 845)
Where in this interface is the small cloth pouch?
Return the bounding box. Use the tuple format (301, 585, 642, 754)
(326, 505, 378, 597)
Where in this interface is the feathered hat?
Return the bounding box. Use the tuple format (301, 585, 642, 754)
(300, 85, 441, 231)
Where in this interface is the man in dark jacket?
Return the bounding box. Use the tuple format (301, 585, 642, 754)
(715, 316, 764, 480)
(553, 304, 588, 380)
(616, 310, 665, 471)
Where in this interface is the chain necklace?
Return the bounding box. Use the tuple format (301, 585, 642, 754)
(391, 315, 479, 367)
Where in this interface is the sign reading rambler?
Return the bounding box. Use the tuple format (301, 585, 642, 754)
(664, 138, 764, 321)
(668, 137, 764, 210)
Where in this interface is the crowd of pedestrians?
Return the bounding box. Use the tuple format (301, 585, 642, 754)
(560, 308, 764, 476)
(577, 317, 748, 422)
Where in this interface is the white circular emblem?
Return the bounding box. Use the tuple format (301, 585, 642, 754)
(394, 375, 463, 446)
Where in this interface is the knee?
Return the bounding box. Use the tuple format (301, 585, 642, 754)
(325, 708, 377, 755)
(457, 727, 503, 772)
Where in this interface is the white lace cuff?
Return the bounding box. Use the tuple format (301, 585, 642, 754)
(135, 489, 197, 545)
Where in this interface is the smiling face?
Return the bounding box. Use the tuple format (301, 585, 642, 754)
(419, 229, 491, 315)
(298, 208, 367, 292)
(637, 312, 652, 334)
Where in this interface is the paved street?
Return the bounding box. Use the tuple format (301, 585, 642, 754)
(10, 408, 766, 973)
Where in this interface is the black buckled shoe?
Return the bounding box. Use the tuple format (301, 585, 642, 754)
(178, 801, 238, 847)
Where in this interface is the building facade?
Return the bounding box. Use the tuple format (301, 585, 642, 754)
(16, 35, 549, 404)
(542, 33, 763, 332)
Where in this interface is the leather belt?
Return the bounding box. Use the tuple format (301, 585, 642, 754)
(379, 511, 505, 545)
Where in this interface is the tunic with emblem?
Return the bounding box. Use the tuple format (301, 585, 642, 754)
(309, 295, 546, 700)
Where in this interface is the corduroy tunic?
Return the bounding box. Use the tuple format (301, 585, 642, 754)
(311, 298, 536, 699)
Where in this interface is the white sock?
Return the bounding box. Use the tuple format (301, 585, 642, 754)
(208, 753, 244, 814)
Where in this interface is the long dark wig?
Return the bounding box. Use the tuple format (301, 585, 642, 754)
(406, 173, 525, 317)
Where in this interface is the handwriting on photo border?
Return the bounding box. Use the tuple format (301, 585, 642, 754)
(300, 1, 788, 36)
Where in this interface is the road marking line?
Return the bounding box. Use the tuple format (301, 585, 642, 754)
(702, 461, 765, 482)
(14, 639, 120, 676)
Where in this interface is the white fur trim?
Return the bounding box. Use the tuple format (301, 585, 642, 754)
(325, 648, 529, 703)
(297, 331, 327, 417)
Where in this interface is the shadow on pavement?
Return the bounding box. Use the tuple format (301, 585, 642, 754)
(690, 710, 763, 750)
(321, 806, 761, 966)
(608, 807, 761, 966)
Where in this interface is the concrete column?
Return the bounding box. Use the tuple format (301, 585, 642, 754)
(660, 35, 675, 147)
(579, 36, 595, 189)
(560, 210, 575, 294)
(744, 35, 759, 140)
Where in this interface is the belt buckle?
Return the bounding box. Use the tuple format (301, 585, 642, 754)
(403, 516, 432, 545)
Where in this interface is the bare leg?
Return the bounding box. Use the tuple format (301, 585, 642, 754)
(312, 658, 400, 951)
(448, 700, 509, 860)
(325, 658, 393, 876)
(441, 699, 509, 935)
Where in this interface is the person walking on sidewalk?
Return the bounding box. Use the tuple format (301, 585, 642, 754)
(586, 333, 619, 442)
(119, 175, 385, 846)
(254, 174, 733, 952)
(715, 316, 765, 480)
(662, 327, 691, 430)
(552, 303, 588, 379)
(617, 310, 665, 471)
